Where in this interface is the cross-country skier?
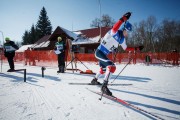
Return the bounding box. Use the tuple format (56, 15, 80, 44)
(90, 12, 143, 96)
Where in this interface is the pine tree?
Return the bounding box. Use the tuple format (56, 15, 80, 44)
(29, 24, 38, 44)
(22, 30, 30, 45)
(22, 7, 52, 45)
(36, 7, 52, 39)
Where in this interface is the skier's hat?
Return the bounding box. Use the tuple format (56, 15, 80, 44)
(123, 21, 132, 32)
(5, 37, 10, 41)
(57, 36, 62, 41)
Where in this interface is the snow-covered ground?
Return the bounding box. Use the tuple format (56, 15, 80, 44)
(0, 62, 180, 120)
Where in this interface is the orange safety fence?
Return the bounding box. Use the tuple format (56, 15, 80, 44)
(0, 50, 179, 67)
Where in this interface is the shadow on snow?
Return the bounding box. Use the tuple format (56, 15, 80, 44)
(0, 72, 60, 83)
(65, 72, 151, 83)
(110, 88, 180, 115)
(16, 72, 60, 82)
(111, 88, 180, 106)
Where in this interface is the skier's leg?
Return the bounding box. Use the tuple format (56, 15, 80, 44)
(91, 63, 106, 85)
(101, 62, 116, 96)
(91, 50, 107, 85)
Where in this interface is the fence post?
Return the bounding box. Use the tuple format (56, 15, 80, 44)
(41, 67, 46, 77)
(24, 69, 26, 82)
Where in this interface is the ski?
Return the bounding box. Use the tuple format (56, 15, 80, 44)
(86, 88, 164, 120)
(69, 82, 132, 86)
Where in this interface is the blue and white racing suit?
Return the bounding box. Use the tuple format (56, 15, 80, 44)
(94, 17, 129, 81)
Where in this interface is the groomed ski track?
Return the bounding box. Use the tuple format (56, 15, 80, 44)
(0, 63, 180, 120)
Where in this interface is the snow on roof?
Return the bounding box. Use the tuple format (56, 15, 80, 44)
(74, 31, 82, 35)
(60, 27, 78, 40)
(72, 27, 111, 45)
(31, 35, 51, 49)
(16, 44, 33, 52)
(33, 41, 50, 48)
(60, 26, 101, 45)
(72, 35, 100, 45)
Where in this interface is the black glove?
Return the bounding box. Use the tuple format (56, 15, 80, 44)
(135, 45, 144, 51)
(112, 48, 118, 53)
(139, 45, 144, 51)
(123, 12, 131, 20)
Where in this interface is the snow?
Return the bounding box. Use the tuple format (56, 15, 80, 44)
(16, 45, 33, 52)
(0, 62, 180, 120)
(72, 37, 99, 45)
(60, 27, 78, 40)
(32, 41, 50, 49)
(72, 31, 100, 45)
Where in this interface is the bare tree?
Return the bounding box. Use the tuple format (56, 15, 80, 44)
(144, 16, 158, 52)
(90, 14, 115, 28)
(158, 19, 180, 52)
(130, 16, 158, 52)
(130, 22, 146, 46)
(101, 14, 115, 27)
(90, 18, 101, 28)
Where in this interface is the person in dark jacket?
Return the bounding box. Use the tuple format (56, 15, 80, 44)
(54, 36, 66, 73)
(4, 37, 19, 72)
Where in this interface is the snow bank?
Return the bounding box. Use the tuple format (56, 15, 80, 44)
(0, 63, 180, 120)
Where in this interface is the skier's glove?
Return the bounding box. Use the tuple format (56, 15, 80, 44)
(112, 48, 118, 53)
(135, 45, 144, 51)
(123, 12, 131, 20)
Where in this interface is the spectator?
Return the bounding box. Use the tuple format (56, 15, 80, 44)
(54, 36, 66, 73)
(4, 37, 19, 72)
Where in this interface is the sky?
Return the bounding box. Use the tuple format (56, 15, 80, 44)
(0, 0, 180, 44)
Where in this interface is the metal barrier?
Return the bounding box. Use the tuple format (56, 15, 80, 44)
(8, 69, 26, 82)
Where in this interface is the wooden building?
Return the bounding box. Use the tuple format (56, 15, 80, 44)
(72, 27, 111, 53)
(31, 26, 111, 53)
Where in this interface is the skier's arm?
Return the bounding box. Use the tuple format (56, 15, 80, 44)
(112, 12, 131, 33)
(9, 41, 19, 50)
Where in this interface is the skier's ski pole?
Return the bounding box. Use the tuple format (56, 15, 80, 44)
(99, 70, 111, 101)
(99, 87, 104, 100)
(111, 58, 132, 84)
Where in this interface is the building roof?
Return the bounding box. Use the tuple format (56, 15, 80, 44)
(48, 26, 78, 41)
(31, 26, 112, 50)
(73, 27, 111, 45)
(16, 44, 33, 52)
(31, 35, 51, 49)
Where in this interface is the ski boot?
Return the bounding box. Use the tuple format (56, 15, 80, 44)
(61, 66, 65, 73)
(57, 66, 62, 73)
(7, 68, 15, 72)
(91, 78, 101, 85)
(57, 66, 65, 73)
(101, 80, 112, 96)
